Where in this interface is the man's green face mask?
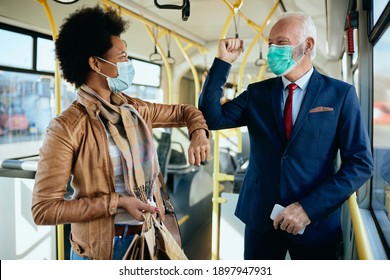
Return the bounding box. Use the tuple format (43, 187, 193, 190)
(267, 40, 306, 76)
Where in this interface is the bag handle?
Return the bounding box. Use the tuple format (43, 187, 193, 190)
(158, 173, 175, 213)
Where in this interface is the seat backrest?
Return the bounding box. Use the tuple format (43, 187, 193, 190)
(155, 128, 172, 181)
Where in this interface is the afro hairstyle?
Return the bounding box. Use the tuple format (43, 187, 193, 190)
(55, 5, 129, 88)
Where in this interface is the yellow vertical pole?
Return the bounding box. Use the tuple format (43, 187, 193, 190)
(210, 6, 233, 261)
(35, 0, 64, 260)
(173, 38, 201, 106)
(36, 0, 61, 115)
(211, 130, 221, 260)
(209, 0, 243, 261)
(211, 0, 280, 260)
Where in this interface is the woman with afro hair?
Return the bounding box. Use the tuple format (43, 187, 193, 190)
(31, 5, 210, 260)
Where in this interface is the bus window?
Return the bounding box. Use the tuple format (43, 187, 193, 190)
(125, 58, 163, 103)
(0, 24, 75, 153)
(0, 29, 33, 69)
(372, 26, 390, 248)
(0, 71, 76, 147)
(373, 0, 389, 26)
(37, 37, 56, 73)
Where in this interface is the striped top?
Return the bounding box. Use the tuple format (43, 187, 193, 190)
(107, 131, 142, 225)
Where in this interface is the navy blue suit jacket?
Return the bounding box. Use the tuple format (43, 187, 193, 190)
(199, 58, 373, 245)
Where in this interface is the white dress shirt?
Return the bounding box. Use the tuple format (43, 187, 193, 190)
(281, 67, 314, 125)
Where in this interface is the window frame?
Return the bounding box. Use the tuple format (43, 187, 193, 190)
(368, 1, 390, 258)
(128, 56, 162, 88)
(367, 0, 390, 43)
(0, 22, 54, 76)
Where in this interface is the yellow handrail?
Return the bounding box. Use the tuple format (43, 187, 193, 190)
(36, 0, 64, 261)
(348, 192, 374, 259)
(173, 37, 201, 106)
(211, 130, 221, 260)
(209, 0, 281, 260)
(35, 0, 61, 116)
(209, 0, 243, 261)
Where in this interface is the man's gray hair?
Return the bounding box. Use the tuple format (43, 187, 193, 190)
(278, 11, 317, 59)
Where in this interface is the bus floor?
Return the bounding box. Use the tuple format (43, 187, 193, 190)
(181, 219, 292, 260)
(183, 219, 212, 260)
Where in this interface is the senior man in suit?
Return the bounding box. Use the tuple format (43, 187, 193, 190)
(199, 11, 373, 260)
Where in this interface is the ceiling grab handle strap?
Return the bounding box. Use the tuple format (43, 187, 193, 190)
(255, 40, 266, 66)
(154, 0, 190, 21)
(154, 0, 187, 10)
(149, 26, 163, 63)
(233, 11, 240, 38)
(166, 31, 176, 65)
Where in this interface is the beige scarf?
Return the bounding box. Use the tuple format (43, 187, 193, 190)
(79, 85, 160, 203)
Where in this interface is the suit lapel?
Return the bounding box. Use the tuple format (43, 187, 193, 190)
(271, 77, 286, 141)
(288, 69, 323, 144)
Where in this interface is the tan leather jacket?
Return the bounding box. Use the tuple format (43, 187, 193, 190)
(32, 91, 209, 260)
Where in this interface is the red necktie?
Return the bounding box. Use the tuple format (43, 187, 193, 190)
(284, 83, 297, 139)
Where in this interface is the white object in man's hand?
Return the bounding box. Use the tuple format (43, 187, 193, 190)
(270, 204, 305, 234)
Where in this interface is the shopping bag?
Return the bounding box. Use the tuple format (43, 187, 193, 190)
(152, 214, 187, 260)
(122, 213, 187, 260)
(122, 213, 155, 260)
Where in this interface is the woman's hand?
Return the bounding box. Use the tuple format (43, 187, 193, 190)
(188, 129, 210, 166)
(118, 196, 158, 221)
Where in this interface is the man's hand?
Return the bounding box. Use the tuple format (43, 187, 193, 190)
(273, 202, 311, 235)
(188, 129, 210, 166)
(218, 38, 244, 64)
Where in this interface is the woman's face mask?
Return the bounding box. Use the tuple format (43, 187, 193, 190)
(95, 57, 135, 93)
(267, 40, 306, 76)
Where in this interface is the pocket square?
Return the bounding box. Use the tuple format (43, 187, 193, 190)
(309, 106, 334, 113)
